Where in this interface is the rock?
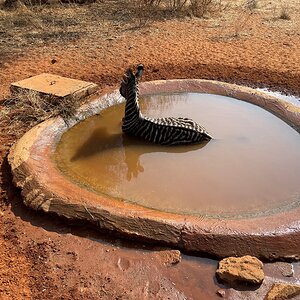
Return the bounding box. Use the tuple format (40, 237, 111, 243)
(155, 250, 181, 266)
(216, 289, 226, 297)
(264, 283, 300, 300)
(274, 262, 294, 277)
(216, 255, 264, 285)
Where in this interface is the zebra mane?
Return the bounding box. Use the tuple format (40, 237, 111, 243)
(120, 64, 144, 98)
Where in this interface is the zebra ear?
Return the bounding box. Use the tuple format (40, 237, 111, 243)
(135, 64, 144, 80)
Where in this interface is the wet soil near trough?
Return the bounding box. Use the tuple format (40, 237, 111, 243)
(1, 1, 300, 298)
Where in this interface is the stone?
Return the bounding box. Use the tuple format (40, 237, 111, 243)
(216, 289, 226, 297)
(10, 73, 98, 100)
(155, 250, 181, 266)
(264, 283, 300, 300)
(274, 262, 294, 277)
(216, 255, 264, 285)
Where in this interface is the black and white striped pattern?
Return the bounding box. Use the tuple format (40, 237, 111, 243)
(120, 65, 212, 145)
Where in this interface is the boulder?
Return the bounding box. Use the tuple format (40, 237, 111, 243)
(265, 283, 300, 300)
(216, 255, 264, 285)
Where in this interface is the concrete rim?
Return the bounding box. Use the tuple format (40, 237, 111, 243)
(8, 79, 300, 259)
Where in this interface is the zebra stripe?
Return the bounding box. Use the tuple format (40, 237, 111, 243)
(120, 65, 212, 145)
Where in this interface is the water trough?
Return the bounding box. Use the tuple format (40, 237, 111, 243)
(8, 79, 300, 259)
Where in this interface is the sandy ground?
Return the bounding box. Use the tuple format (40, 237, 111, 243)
(1, 0, 300, 299)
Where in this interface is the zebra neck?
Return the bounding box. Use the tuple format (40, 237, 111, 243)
(124, 87, 142, 122)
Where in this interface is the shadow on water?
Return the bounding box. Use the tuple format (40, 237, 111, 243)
(70, 127, 209, 180)
(70, 127, 209, 162)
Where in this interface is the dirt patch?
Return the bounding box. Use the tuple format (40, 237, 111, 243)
(1, 1, 300, 299)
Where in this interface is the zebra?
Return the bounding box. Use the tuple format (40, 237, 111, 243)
(120, 64, 212, 145)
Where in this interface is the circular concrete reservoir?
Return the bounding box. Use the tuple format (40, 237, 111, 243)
(8, 80, 300, 259)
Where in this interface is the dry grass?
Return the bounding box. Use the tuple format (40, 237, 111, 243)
(279, 3, 291, 20)
(2, 0, 290, 57)
(244, 0, 258, 10)
(0, 0, 228, 35)
(189, 0, 224, 18)
(125, 0, 227, 27)
(0, 90, 82, 137)
(0, 6, 75, 57)
(233, 7, 255, 37)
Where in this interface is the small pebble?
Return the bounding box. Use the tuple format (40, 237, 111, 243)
(216, 289, 226, 297)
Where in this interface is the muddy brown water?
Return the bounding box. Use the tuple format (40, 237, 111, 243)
(55, 93, 300, 219)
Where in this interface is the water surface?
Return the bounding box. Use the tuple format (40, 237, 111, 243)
(55, 93, 300, 218)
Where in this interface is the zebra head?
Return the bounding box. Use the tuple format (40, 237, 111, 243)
(120, 64, 144, 99)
